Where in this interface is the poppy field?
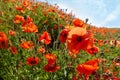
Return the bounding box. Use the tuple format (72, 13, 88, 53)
(0, 0, 120, 80)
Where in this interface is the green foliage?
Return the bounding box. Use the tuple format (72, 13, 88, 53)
(0, 0, 120, 80)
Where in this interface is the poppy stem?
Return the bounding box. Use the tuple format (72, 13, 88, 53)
(53, 25, 61, 50)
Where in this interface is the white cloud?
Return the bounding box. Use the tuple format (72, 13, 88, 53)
(38, 0, 120, 28)
(103, 4, 120, 25)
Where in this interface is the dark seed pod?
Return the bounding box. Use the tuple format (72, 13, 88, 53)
(23, 15, 28, 20)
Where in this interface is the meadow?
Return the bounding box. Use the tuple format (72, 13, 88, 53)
(0, 0, 120, 80)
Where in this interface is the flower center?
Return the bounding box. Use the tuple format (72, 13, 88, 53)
(31, 60, 37, 64)
(76, 36, 83, 42)
(63, 33, 67, 37)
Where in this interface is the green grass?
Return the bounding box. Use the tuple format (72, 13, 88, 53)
(0, 0, 120, 80)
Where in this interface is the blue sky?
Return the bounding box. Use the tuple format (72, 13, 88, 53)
(38, 0, 120, 28)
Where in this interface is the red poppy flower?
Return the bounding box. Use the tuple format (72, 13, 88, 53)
(98, 40, 103, 46)
(14, 15, 24, 23)
(86, 46, 99, 55)
(39, 31, 51, 45)
(72, 18, 84, 27)
(22, 16, 33, 25)
(67, 27, 94, 54)
(22, 0, 30, 7)
(45, 53, 56, 65)
(76, 59, 99, 75)
(44, 63, 60, 72)
(44, 53, 60, 72)
(76, 59, 99, 80)
(22, 22, 38, 33)
(20, 41, 34, 49)
(15, 6, 24, 13)
(45, 53, 56, 60)
(22, 0, 31, 10)
(8, 46, 18, 54)
(59, 29, 69, 43)
(8, 30, 16, 36)
(26, 57, 39, 66)
(37, 46, 45, 53)
(0, 32, 8, 49)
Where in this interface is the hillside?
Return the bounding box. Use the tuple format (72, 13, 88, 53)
(0, 0, 120, 80)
